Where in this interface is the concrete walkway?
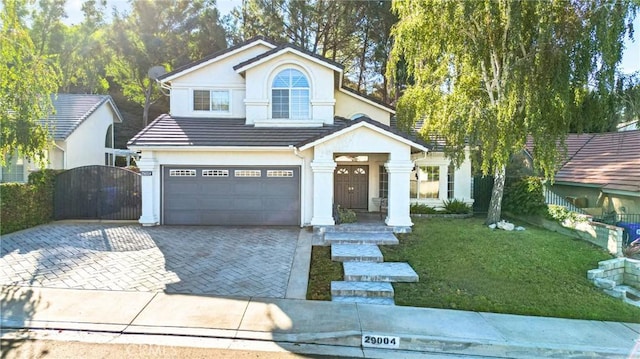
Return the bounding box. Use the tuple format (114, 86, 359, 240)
(2, 286, 638, 358)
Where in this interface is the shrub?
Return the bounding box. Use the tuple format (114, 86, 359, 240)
(410, 203, 438, 214)
(337, 206, 357, 223)
(502, 176, 547, 215)
(0, 169, 60, 235)
(546, 204, 589, 224)
(442, 199, 472, 214)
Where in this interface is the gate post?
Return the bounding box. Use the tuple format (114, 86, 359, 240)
(138, 157, 158, 226)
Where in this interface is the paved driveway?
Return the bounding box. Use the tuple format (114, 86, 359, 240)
(0, 224, 300, 298)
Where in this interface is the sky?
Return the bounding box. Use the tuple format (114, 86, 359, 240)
(62, 0, 640, 75)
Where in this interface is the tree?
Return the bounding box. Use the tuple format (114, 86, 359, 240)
(30, 0, 111, 93)
(231, 0, 397, 101)
(388, 0, 637, 224)
(618, 72, 640, 124)
(108, 0, 227, 127)
(0, 0, 60, 167)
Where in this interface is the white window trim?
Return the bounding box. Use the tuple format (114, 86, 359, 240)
(411, 164, 450, 200)
(191, 88, 232, 115)
(269, 68, 311, 121)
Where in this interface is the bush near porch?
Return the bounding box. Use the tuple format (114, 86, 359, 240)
(0, 170, 59, 235)
(307, 217, 640, 323)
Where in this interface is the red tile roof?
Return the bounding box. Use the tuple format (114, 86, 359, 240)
(552, 130, 640, 192)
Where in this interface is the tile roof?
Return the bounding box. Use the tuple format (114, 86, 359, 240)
(39, 94, 119, 140)
(128, 115, 430, 151)
(233, 43, 344, 72)
(553, 130, 640, 193)
(525, 133, 594, 167)
(157, 36, 277, 81)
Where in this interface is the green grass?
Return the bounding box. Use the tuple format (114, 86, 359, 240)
(307, 246, 343, 301)
(307, 216, 640, 323)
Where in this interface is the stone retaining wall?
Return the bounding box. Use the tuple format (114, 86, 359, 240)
(588, 258, 640, 307)
(511, 214, 623, 257)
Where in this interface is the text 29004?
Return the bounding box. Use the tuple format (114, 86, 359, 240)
(362, 335, 400, 348)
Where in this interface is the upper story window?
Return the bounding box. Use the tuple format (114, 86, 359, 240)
(272, 69, 309, 119)
(193, 89, 230, 112)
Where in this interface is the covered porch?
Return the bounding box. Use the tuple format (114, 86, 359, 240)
(299, 120, 429, 232)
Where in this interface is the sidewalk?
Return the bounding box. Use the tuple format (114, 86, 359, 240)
(2, 286, 639, 358)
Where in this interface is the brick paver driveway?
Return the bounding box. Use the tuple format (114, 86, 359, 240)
(0, 224, 299, 298)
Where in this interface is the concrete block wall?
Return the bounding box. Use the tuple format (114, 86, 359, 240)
(588, 258, 640, 291)
(625, 259, 640, 290)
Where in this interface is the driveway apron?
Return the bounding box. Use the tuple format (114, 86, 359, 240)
(0, 224, 299, 298)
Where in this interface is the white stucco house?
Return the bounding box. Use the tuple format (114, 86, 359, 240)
(0, 94, 124, 183)
(128, 36, 473, 230)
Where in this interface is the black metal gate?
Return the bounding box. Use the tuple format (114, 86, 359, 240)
(472, 175, 494, 213)
(54, 165, 141, 220)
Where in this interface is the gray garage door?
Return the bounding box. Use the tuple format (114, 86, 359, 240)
(163, 166, 300, 225)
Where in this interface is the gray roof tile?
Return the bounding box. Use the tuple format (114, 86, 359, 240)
(39, 94, 119, 140)
(127, 115, 430, 151)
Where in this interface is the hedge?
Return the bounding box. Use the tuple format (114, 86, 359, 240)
(0, 169, 60, 235)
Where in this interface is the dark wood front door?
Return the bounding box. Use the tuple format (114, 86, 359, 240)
(334, 165, 368, 210)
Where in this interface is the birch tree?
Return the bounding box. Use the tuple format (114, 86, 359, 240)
(388, 0, 636, 224)
(0, 0, 60, 166)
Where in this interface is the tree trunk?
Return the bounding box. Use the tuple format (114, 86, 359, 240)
(485, 165, 506, 225)
(143, 81, 153, 127)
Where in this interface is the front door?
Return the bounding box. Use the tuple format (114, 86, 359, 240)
(334, 165, 368, 210)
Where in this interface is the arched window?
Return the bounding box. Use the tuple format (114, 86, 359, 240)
(105, 124, 113, 148)
(272, 69, 309, 119)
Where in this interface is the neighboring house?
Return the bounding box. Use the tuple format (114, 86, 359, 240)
(0, 94, 124, 183)
(128, 36, 473, 228)
(525, 130, 640, 215)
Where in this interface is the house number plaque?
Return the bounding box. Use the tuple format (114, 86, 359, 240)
(362, 334, 400, 349)
(140, 171, 152, 176)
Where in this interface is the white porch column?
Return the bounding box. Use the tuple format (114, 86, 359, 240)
(138, 156, 159, 226)
(384, 160, 414, 227)
(310, 159, 337, 226)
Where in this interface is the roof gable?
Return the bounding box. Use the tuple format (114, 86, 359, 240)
(40, 94, 123, 140)
(233, 44, 344, 74)
(158, 36, 278, 83)
(297, 117, 429, 152)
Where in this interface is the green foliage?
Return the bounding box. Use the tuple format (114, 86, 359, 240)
(442, 199, 472, 214)
(108, 0, 227, 126)
(410, 203, 438, 214)
(308, 217, 640, 321)
(502, 177, 547, 215)
(233, 0, 397, 101)
(307, 246, 344, 301)
(546, 205, 589, 225)
(0, 170, 59, 235)
(388, 0, 637, 223)
(385, 217, 640, 322)
(0, 0, 60, 167)
(337, 206, 357, 223)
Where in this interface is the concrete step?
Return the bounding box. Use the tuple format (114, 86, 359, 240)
(324, 232, 399, 245)
(331, 244, 383, 262)
(331, 296, 395, 306)
(343, 262, 419, 283)
(325, 224, 396, 233)
(331, 281, 394, 298)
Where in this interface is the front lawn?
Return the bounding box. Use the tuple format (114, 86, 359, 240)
(307, 217, 640, 323)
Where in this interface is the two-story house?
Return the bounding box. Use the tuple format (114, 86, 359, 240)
(128, 37, 473, 229)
